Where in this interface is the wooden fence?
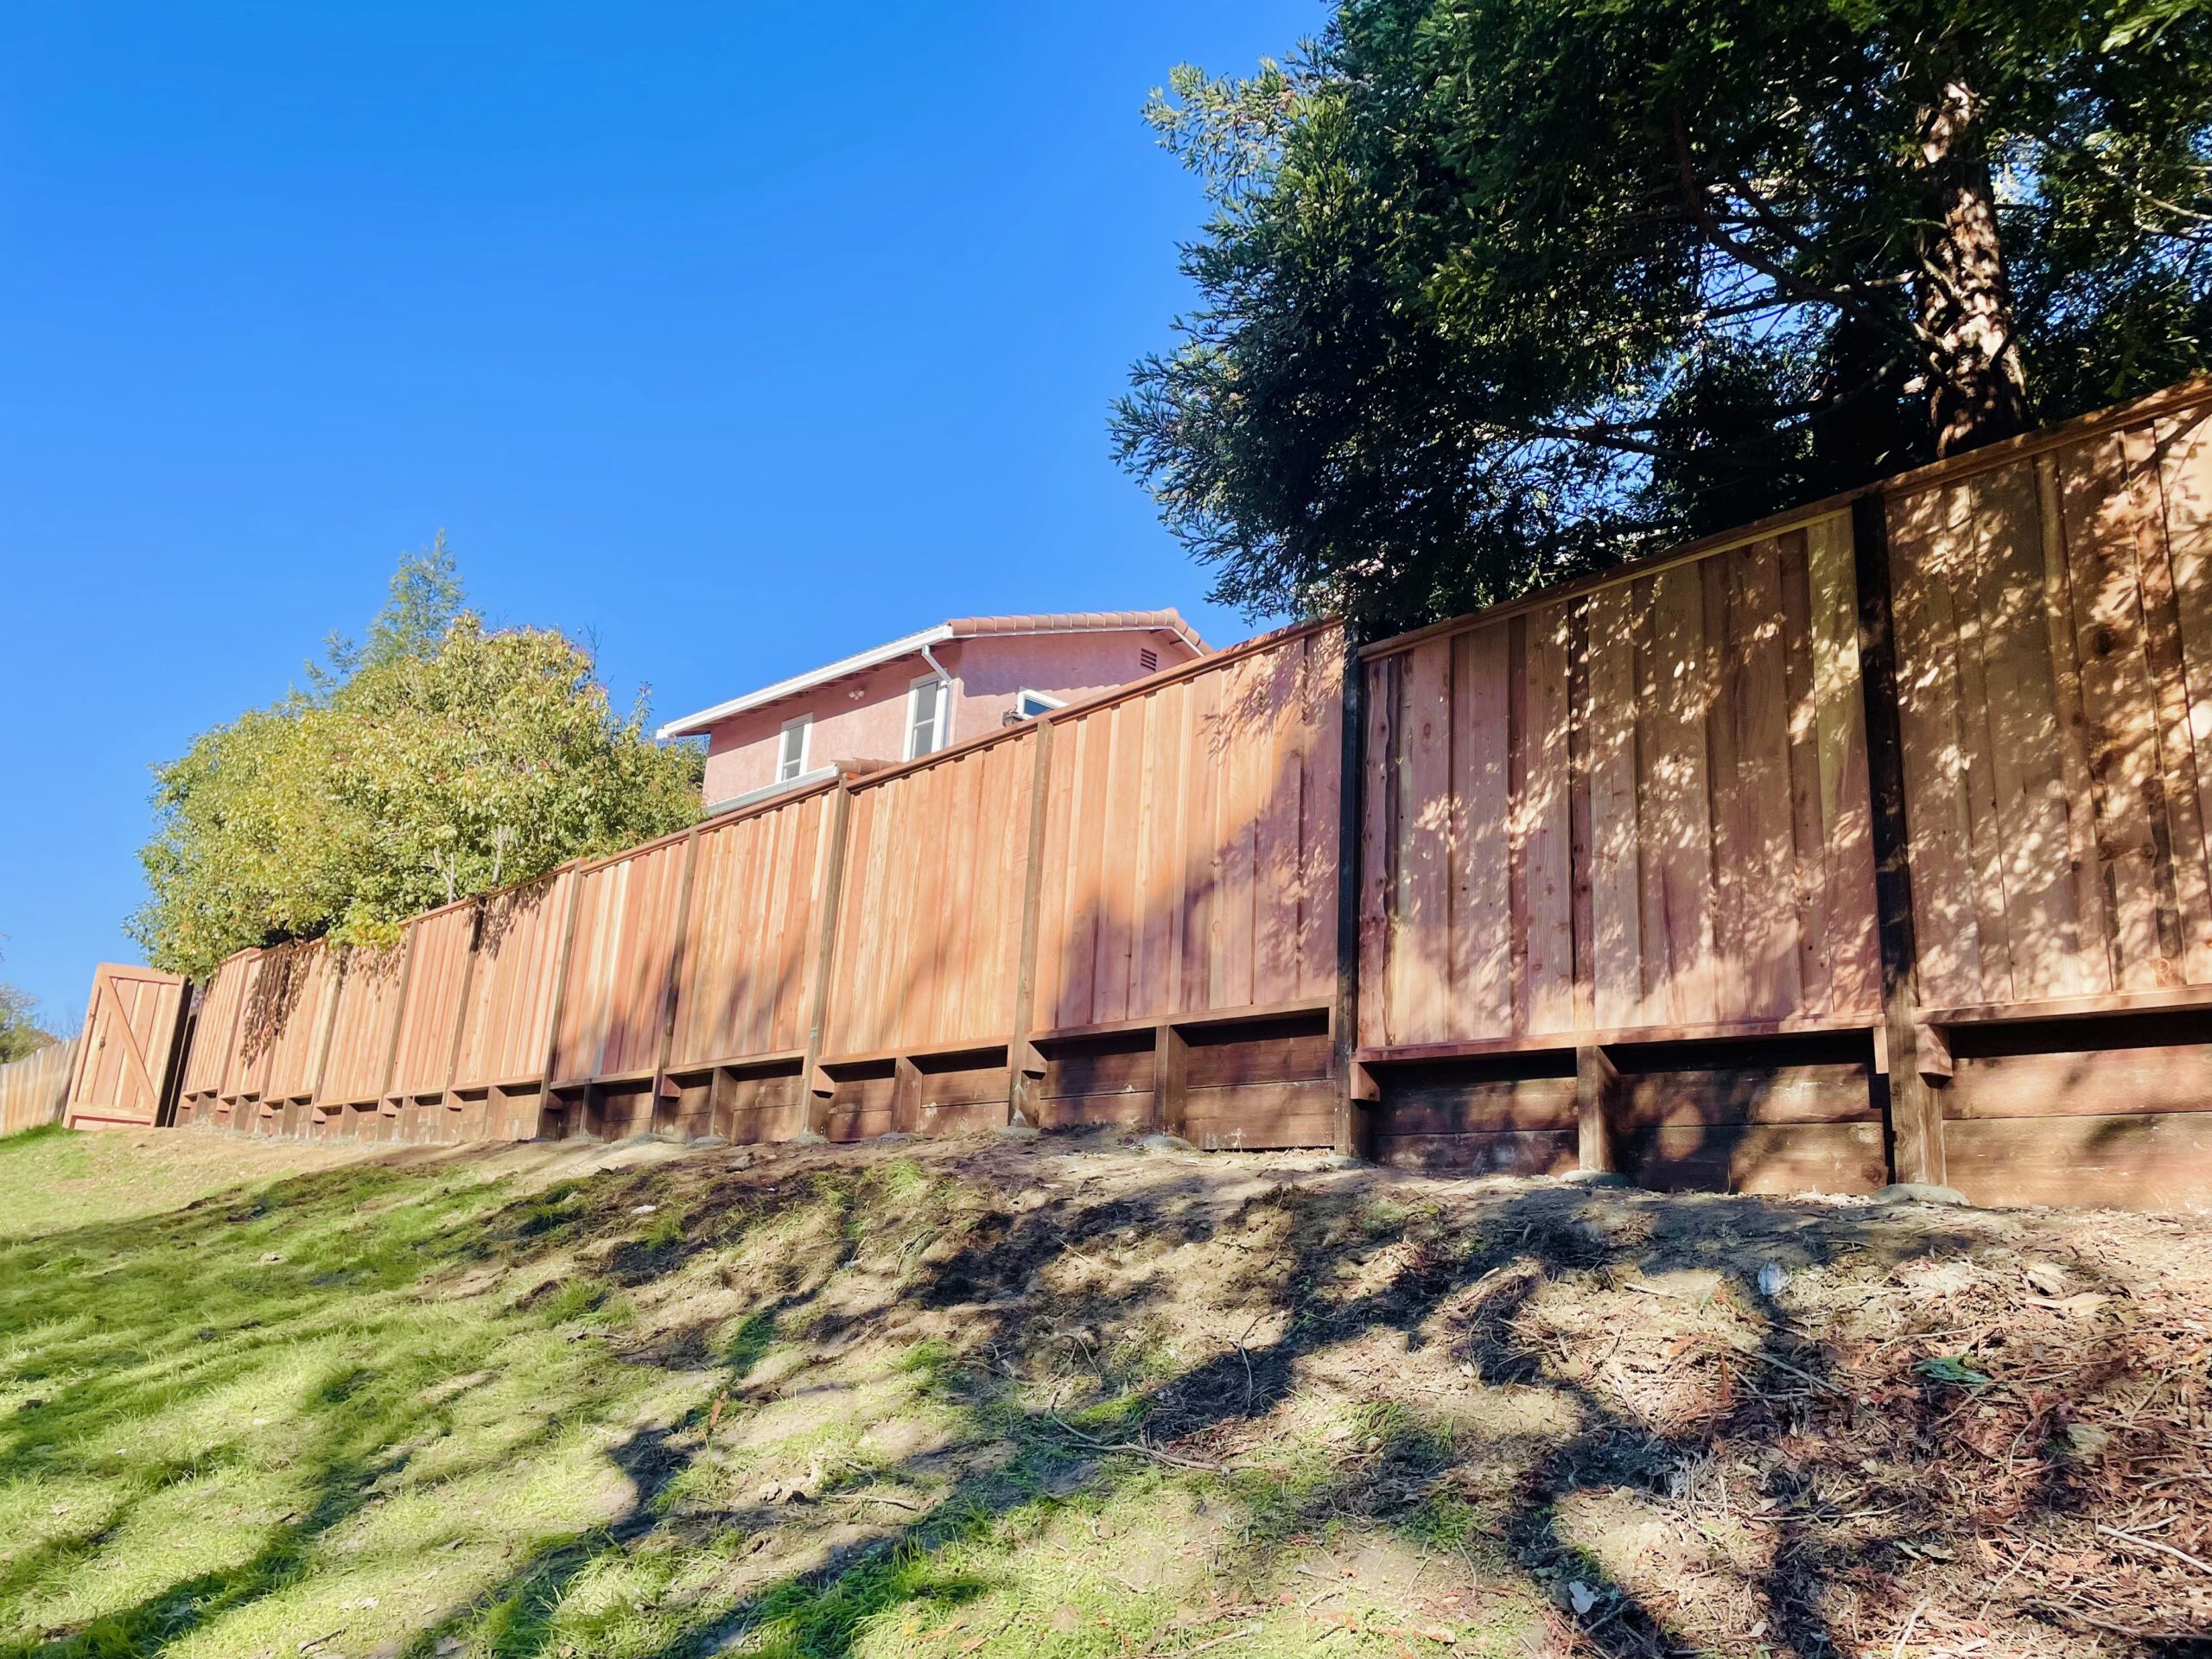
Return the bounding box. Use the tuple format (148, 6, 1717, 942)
(64, 963, 188, 1130)
(167, 622, 1350, 1162)
(1878, 383, 2212, 1207)
(0, 1039, 77, 1136)
(1357, 513, 1885, 1192)
(142, 379, 2212, 1209)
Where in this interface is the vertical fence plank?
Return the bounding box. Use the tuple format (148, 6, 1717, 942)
(1808, 515, 1880, 1014)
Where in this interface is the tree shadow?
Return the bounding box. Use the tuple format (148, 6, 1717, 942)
(3, 1138, 2201, 1656)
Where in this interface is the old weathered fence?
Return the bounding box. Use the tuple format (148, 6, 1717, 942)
(133, 380, 2212, 1209)
(0, 1039, 79, 1135)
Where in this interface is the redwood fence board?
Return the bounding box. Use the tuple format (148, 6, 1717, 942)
(453, 871, 573, 1090)
(1031, 624, 1342, 1038)
(110, 378, 2212, 1210)
(259, 943, 340, 1104)
(180, 952, 251, 1103)
(64, 964, 186, 1130)
(388, 902, 477, 1100)
(1884, 395, 2212, 1204)
(218, 953, 275, 1104)
(1893, 402, 2212, 1010)
(318, 944, 408, 1107)
(671, 785, 834, 1071)
(1358, 516, 1880, 1056)
(0, 1039, 78, 1136)
(550, 834, 692, 1085)
(823, 727, 1037, 1061)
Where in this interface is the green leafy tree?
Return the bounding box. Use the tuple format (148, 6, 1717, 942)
(0, 963, 54, 1064)
(1116, 0, 2212, 633)
(132, 543, 702, 978)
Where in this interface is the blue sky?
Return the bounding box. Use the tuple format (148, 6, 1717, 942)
(0, 1, 1319, 1024)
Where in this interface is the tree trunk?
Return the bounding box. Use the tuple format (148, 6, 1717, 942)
(1915, 78, 2031, 457)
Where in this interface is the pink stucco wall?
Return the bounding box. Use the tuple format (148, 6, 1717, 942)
(697, 628, 1199, 808)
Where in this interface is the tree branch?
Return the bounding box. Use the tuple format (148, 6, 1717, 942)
(1670, 114, 1938, 354)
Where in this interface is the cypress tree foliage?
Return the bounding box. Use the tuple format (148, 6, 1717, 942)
(1116, 0, 2212, 633)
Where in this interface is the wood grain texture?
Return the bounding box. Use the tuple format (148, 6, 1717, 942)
(257, 942, 340, 1103)
(1944, 1109, 2212, 1210)
(1031, 625, 1342, 1036)
(315, 944, 409, 1105)
(1891, 405, 2212, 1010)
(1358, 520, 1878, 1058)
(179, 952, 252, 1101)
(64, 963, 188, 1128)
(823, 727, 1038, 1058)
(0, 1039, 78, 1135)
(452, 870, 573, 1089)
(550, 836, 690, 1083)
(387, 902, 477, 1098)
(670, 790, 832, 1069)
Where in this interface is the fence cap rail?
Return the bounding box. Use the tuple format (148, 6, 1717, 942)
(1878, 372, 2212, 499)
(1921, 985, 2212, 1030)
(1359, 500, 1858, 664)
(1362, 374, 2212, 668)
(842, 615, 1345, 797)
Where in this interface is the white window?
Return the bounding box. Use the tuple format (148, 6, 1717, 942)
(776, 715, 810, 783)
(906, 674, 950, 760)
(1013, 689, 1064, 720)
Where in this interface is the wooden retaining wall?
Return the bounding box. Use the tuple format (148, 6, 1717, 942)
(127, 378, 2212, 1210)
(0, 1039, 78, 1136)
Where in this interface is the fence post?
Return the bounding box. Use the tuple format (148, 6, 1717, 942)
(1575, 1045, 1619, 1173)
(439, 904, 486, 1122)
(651, 828, 704, 1134)
(1007, 720, 1057, 1128)
(308, 949, 346, 1121)
(376, 930, 420, 1117)
(801, 783, 855, 1138)
(1331, 621, 1370, 1159)
(1851, 489, 1948, 1187)
(534, 866, 588, 1139)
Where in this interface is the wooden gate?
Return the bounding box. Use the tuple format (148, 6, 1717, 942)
(65, 963, 188, 1130)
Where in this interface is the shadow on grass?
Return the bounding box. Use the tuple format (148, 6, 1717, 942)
(0, 1135, 2192, 1657)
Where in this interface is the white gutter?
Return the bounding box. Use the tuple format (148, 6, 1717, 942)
(656, 624, 955, 741)
(702, 765, 840, 817)
(916, 639, 953, 747)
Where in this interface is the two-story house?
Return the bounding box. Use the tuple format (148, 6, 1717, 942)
(657, 609, 1210, 813)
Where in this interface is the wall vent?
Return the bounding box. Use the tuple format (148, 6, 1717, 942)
(1139, 647, 1159, 673)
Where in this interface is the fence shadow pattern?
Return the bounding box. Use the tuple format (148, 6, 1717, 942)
(146, 380, 2212, 1209)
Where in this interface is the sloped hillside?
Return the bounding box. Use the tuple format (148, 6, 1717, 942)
(0, 1125, 2204, 1658)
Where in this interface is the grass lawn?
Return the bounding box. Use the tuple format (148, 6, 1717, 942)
(0, 1123, 2202, 1658)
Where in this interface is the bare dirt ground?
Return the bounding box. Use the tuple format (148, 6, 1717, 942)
(2, 1123, 2207, 1657)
